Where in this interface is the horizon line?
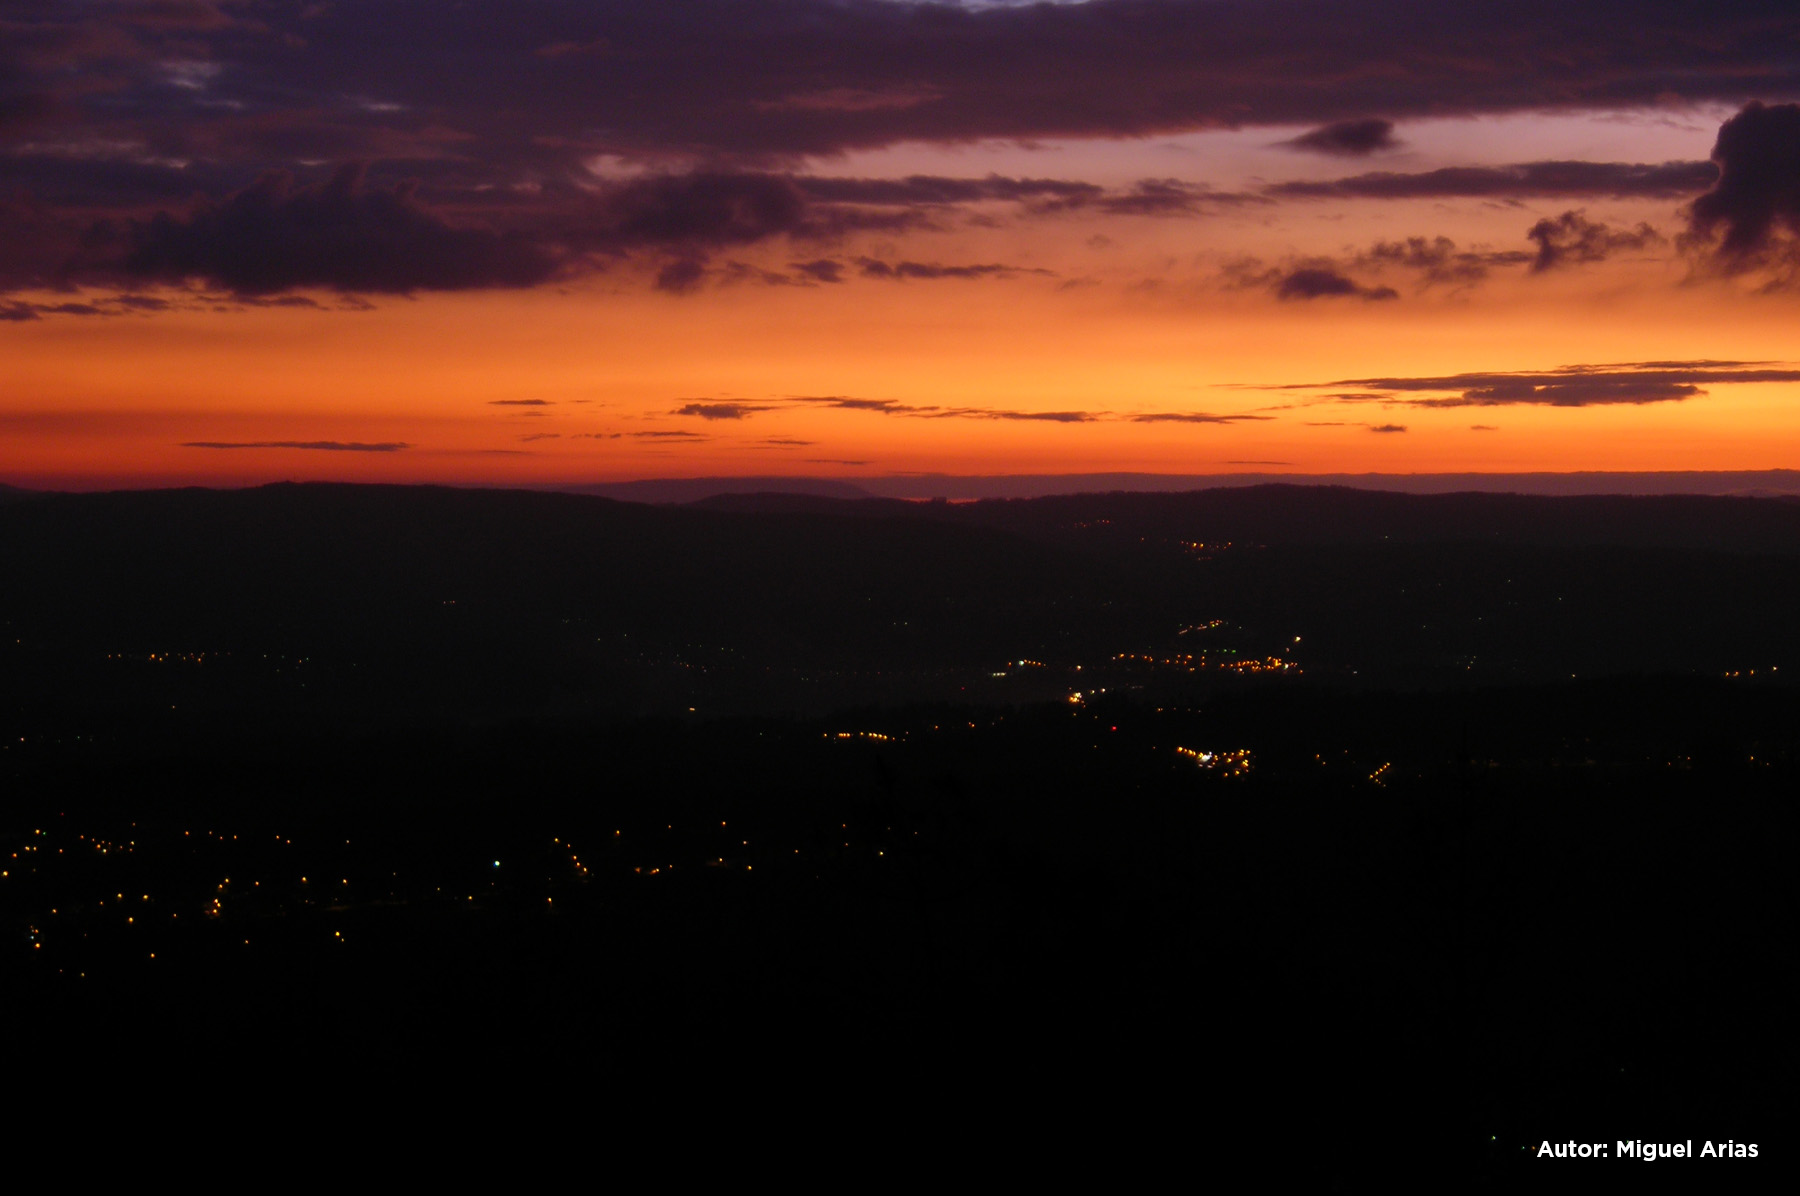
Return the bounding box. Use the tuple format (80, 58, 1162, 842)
(9, 468, 1800, 502)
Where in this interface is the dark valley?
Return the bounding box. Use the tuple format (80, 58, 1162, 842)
(2, 483, 1792, 1176)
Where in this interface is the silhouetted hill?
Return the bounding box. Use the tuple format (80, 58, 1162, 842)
(1, 482, 1108, 720)
(5, 482, 1799, 723)
(3, 480, 1792, 1169)
(564, 469, 1800, 501)
(570, 475, 876, 503)
(690, 491, 921, 518)
(729, 484, 1800, 554)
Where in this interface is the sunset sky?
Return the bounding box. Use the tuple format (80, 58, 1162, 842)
(8, 1, 1800, 489)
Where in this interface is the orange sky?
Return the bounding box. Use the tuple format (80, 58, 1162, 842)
(6, 84, 1800, 489)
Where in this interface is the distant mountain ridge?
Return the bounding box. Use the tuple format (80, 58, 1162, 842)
(565, 470, 1800, 504)
(10, 478, 1800, 552)
(10, 471, 1799, 504)
(6, 481, 1800, 717)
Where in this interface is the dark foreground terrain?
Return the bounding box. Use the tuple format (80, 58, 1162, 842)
(2, 483, 1792, 1178)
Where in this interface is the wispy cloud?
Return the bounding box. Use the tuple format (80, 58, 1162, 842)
(1278, 119, 1401, 157)
(1276, 267, 1398, 302)
(1131, 412, 1275, 424)
(674, 402, 767, 420)
(1528, 211, 1662, 272)
(1267, 160, 1717, 202)
(180, 439, 411, 452)
(1283, 361, 1800, 407)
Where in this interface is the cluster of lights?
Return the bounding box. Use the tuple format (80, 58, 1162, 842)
(1175, 746, 1253, 777)
(1110, 650, 1298, 674)
(1222, 656, 1300, 674)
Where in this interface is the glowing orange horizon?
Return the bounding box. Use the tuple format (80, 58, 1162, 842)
(7, 116, 1800, 491)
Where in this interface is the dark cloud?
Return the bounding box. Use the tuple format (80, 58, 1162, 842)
(1292, 361, 1800, 407)
(1435, 379, 1701, 405)
(574, 172, 942, 287)
(1276, 267, 1398, 302)
(5, 157, 1083, 297)
(1267, 160, 1718, 202)
(675, 402, 761, 420)
(237, 294, 329, 309)
(789, 395, 933, 414)
(0, 89, 62, 138)
(0, 188, 84, 291)
(13, 1, 1793, 165)
(1369, 424, 1408, 433)
(1470, 424, 1499, 431)
(782, 394, 1095, 422)
(489, 398, 553, 406)
(0, 293, 189, 319)
(181, 440, 411, 451)
(1228, 233, 1534, 300)
(13, 0, 1789, 304)
(568, 171, 948, 292)
(653, 257, 707, 294)
(1094, 179, 1256, 217)
(1282, 119, 1400, 157)
(1020, 178, 1262, 218)
(790, 258, 844, 284)
(1685, 101, 1800, 275)
(970, 410, 1095, 423)
(1217, 258, 1283, 292)
(3, 50, 1755, 304)
(102, 164, 562, 294)
(592, 172, 809, 250)
(118, 1, 236, 31)
(761, 437, 816, 446)
(795, 174, 1102, 206)
(1131, 412, 1275, 424)
(520, 432, 561, 441)
(855, 258, 1029, 281)
(1359, 236, 1533, 286)
(717, 261, 799, 287)
(628, 430, 708, 439)
(1526, 209, 1661, 271)
(0, 154, 251, 213)
(1094, 180, 1205, 217)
